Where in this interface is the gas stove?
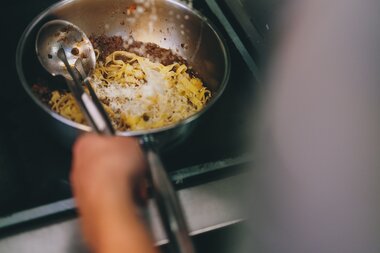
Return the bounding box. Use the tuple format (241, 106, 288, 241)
(0, 0, 267, 236)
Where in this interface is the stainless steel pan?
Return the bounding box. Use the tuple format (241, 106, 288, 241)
(16, 0, 230, 252)
(17, 0, 230, 148)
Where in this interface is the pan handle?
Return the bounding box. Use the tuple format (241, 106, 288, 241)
(142, 137, 196, 253)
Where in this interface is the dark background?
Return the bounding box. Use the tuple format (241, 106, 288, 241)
(0, 0, 72, 215)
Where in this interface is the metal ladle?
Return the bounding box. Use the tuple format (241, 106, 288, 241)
(36, 20, 114, 135)
(35, 20, 195, 253)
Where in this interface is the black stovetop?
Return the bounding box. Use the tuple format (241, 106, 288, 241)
(0, 0, 258, 233)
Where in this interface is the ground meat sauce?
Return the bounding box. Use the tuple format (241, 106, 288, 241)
(32, 84, 51, 104)
(90, 35, 197, 76)
(90, 35, 125, 62)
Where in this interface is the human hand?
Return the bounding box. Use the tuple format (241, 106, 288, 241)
(71, 134, 145, 209)
(71, 134, 157, 253)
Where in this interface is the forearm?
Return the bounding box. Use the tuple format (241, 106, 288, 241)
(252, 0, 380, 252)
(92, 203, 158, 253)
(76, 185, 158, 253)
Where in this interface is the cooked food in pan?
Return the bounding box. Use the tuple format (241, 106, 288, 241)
(36, 35, 211, 131)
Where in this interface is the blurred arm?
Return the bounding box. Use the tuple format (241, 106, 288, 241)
(251, 0, 380, 252)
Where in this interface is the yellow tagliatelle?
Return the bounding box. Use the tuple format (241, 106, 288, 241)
(50, 50, 211, 131)
(50, 91, 85, 124)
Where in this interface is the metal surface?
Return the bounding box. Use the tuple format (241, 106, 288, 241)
(35, 20, 96, 80)
(0, 154, 251, 230)
(75, 58, 116, 134)
(222, 0, 267, 54)
(146, 147, 196, 253)
(0, 173, 246, 253)
(58, 48, 114, 135)
(16, 0, 231, 148)
(205, 0, 259, 77)
(205, 0, 279, 75)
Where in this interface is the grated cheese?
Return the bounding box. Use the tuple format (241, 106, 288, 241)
(50, 50, 211, 131)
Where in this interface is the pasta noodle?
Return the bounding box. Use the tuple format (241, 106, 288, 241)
(49, 49, 211, 131)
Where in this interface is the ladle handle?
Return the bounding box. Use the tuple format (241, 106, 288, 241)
(142, 138, 196, 253)
(82, 78, 115, 135)
(58, 48, 114, 135)
(80, 92, 115, 135)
